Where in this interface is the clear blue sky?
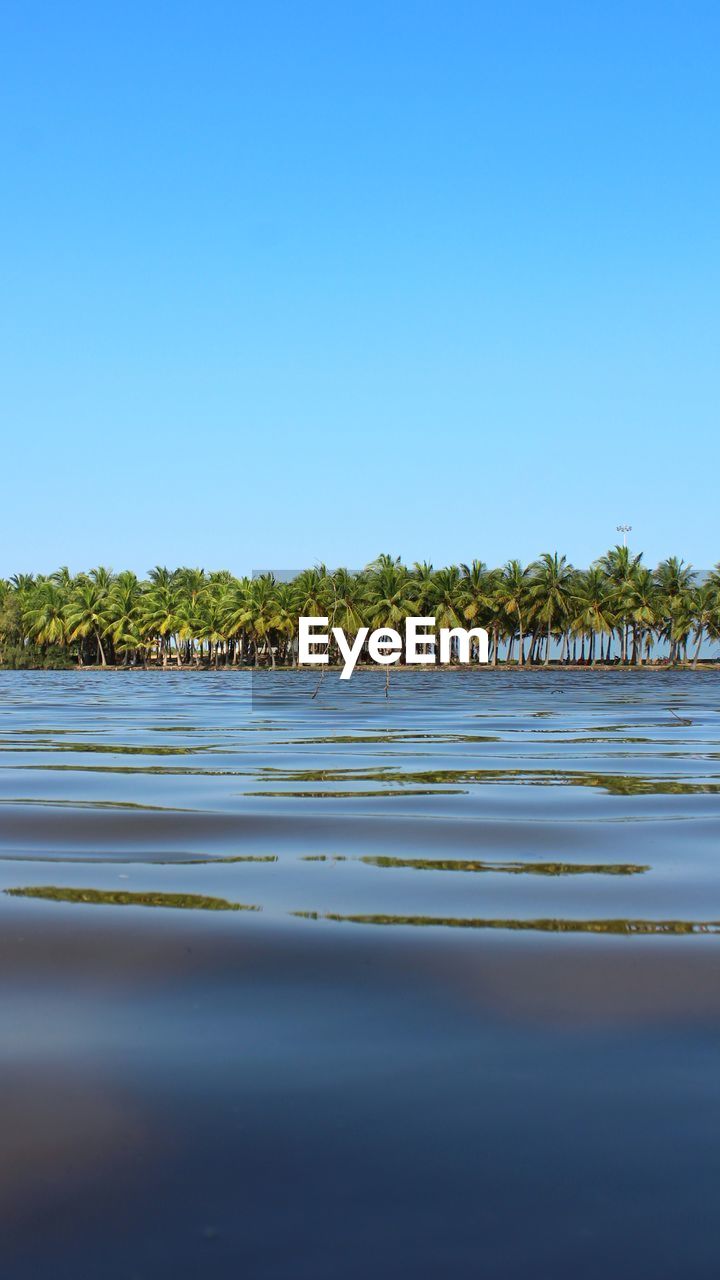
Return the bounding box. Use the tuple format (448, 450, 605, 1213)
(2, 1, 718, 576)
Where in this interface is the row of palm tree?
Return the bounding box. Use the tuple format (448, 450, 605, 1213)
(1, 549, 719, 668)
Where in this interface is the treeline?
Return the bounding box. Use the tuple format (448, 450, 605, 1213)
(1, 549, 719, 669)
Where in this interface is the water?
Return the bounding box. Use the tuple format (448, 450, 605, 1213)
(1, 669, 719, 1277)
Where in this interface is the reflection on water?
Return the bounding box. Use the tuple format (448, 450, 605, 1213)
(360, 855, 649, 874)
(6, 886, 260, 911)
(249, 786, 467, 796)
(2, 669, 720, 1279)
(293, 910, 720, 934)
(255, 765, 720, 795)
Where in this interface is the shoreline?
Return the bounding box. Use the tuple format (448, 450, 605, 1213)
(3, 662, 720, 674)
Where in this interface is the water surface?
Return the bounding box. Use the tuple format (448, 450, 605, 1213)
(1, 669, 719, 1277)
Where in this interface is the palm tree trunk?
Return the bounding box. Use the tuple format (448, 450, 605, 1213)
(544, 618, 551, 666)
(692, 628, 703, 667)
(95, 631, 106, 666)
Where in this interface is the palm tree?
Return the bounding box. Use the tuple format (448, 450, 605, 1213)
(458, 561, 498, 661)
(429, 567, 464, 631)
(219, 577, 251, 665)
(244, 574, 282, 667)
(572, 568, 614, 664)
(105, 572, 144, 665)
(140, 581, 182, 666)
(411, 562, 436, 616)
(65, 581, 111, 665)
(3, 551, 720, 671)
(293, 567, 330, 621)
(528, 553, 575, 666)
(329, 568, 366, 635)
(24, 582, 68, 649)
(598, 545, 644, 662)
(655, 558, 696, 663)
(365, 560, 418, 659)
(51, 566, 75, 590)
(200, 579, 233, 667)
(623, 567, 657, 664)
(428, 567, 467, 663)
(690, 583, 716, 667)
(148, 565, 174, 587)
(495, 561, 531, 664)
(89, 566, 114, 590)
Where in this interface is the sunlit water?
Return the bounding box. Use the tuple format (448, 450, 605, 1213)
(1, 669, 719, 1277)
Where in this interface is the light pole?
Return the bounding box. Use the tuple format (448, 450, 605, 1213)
(616, 524, 632, 547)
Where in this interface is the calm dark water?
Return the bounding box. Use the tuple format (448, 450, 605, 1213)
(1, 669, 720, 1277)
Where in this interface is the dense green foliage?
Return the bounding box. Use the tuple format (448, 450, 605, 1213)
(1, 549, 718, 667)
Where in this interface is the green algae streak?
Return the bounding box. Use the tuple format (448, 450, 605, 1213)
(6, 887, 260, 912)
